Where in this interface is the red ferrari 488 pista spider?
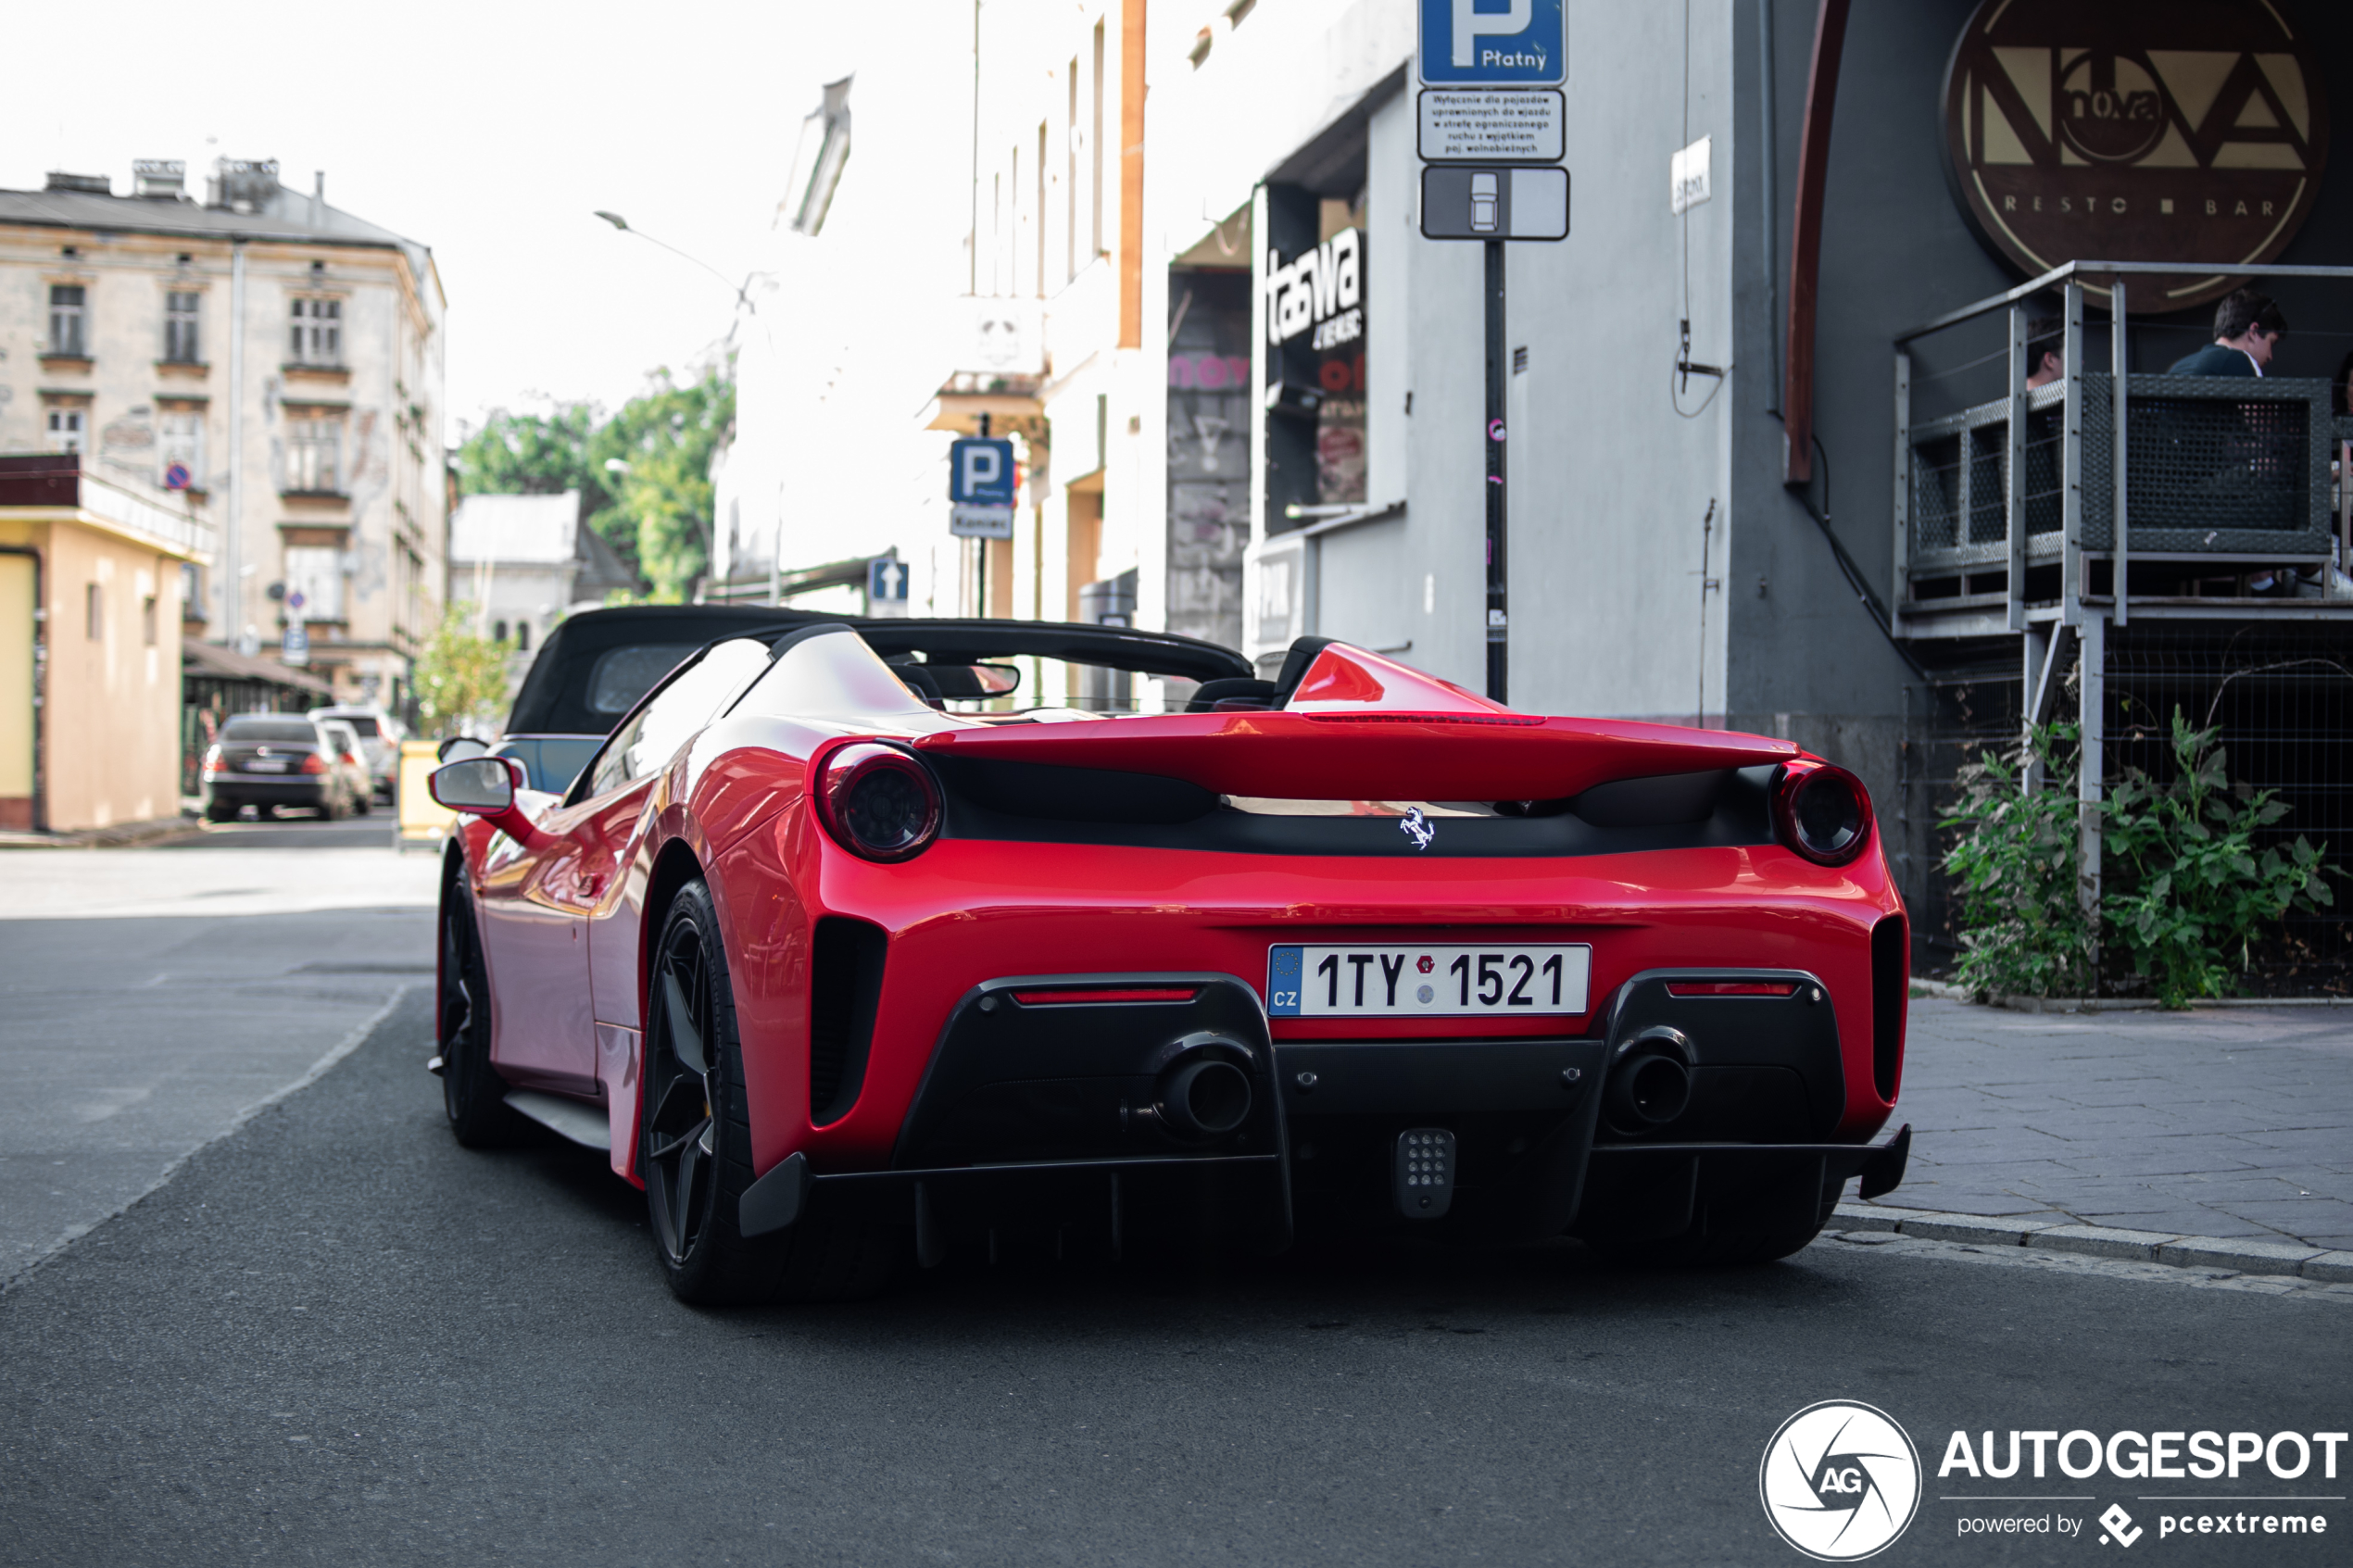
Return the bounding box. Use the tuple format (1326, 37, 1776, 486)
(431, 618, 1910, 1304)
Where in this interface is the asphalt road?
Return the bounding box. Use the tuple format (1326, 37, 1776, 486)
(2, 987, 2346, 1567)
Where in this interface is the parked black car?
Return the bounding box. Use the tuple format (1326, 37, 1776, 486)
(200, 715, 367, 822)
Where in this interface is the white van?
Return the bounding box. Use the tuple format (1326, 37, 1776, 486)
(305, 705, 409, 800)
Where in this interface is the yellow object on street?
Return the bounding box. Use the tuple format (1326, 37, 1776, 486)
(396, 740, 456, 850)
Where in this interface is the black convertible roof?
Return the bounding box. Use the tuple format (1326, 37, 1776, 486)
(504, 606, 1253, 736)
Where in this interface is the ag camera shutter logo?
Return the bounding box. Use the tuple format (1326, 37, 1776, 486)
(1760, 1401, 1922, 1561)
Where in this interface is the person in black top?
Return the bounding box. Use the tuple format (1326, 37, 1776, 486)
(2168, 287, 2287, 377)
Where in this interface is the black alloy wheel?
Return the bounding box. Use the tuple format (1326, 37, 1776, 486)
(437, 875, 516, 1146)
(642, 880, 897, 1306)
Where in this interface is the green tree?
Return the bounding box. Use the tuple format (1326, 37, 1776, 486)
(591, 362, 734, 601)
(412, 606, 515, 734)
(452, 361, 734, 602)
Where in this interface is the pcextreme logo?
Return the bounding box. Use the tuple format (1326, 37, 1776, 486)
(1760, 1401, 1925, 1562)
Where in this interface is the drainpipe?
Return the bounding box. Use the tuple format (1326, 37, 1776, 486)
(1780, 0, 1851, 487)
(225, 240, 247, 649)
(1, 544, 45, 833)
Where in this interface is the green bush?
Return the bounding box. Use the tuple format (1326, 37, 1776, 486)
(1940, 724, 2098, 1001)
(1942, 710, 2338, 1007)
(2101, 709, 2337, 1009)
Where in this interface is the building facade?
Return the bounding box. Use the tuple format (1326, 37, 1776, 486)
(1122, 0, 2352, 972)
(0, 158, 448, 716)
(448, 490, 638, 679)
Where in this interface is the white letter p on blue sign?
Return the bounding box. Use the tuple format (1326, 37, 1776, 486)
(1452, 0, 1530, 66)
(1419, 0, 1562, 86)
(960, 445, 1000, 494)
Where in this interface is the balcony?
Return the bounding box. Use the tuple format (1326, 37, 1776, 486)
(1892, 261, 2353, 640)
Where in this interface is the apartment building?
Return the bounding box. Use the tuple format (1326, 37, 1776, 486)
(0, 158, 448, 715)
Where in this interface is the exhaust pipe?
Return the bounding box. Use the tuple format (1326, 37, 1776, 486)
(1606, 1026, 1694, 1130)
(1158, 1056, 1253, 1139)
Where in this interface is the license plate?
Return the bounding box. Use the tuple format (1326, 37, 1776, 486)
(243, 759, 287, 772)
(1267, 944, 1590, 1018)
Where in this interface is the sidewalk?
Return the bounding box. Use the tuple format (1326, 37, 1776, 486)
(1862, 997, 2353, 1252)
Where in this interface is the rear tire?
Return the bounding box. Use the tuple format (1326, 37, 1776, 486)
(204, 799, 236, 822)
(643, 879, 896, 1306)
(438, 874, 518, 1147)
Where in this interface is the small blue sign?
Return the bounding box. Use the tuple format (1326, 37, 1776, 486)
(1417, 0, 1565, 87)
(948, 437, 1016, 505)
(1266, 946, 1303, 1017)
(867, 556, 910, 602)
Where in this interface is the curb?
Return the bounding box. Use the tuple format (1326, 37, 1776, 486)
(1831, 1203, 2353, 1284)
(0, 816, 198, 850)
(1906, 981, 2352, 1011)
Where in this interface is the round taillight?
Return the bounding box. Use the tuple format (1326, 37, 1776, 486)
(1772, 760, 1873, 866)
(815, 744, 941, 862)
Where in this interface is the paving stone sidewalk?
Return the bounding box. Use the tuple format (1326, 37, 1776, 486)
(1869, 998, 2353, 1250)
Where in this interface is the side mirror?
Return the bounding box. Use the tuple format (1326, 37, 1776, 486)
(430, 756, 547, 848)
(438, 735, 491, 764)
(430, 757, 516, 813)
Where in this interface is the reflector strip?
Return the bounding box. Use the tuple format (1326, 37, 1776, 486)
(1010, 988, 1198, 1006)
(1665, 981, 1799, 997)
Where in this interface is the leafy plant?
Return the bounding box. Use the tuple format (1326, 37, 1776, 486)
(450, 360, 734, 601)
(412, 607, 515, 734)
(2101, 708, 2338, 1009)
(1940, 723, 2098, 1001)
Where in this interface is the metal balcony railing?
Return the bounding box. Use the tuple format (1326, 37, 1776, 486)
(1891, 261, 2353, 636)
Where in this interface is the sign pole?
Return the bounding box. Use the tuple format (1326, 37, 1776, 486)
(975, 411, 991, 617)
(1484, 238, 1507, 704)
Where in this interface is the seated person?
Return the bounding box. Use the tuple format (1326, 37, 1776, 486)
(2168, 288, 2286, 378)
(2024, 314, 2065, 388)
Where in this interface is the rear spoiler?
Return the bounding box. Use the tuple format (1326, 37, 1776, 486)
(911, 712, 1797, 801)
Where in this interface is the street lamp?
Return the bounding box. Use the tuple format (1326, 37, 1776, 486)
(594, 210, 757, 316)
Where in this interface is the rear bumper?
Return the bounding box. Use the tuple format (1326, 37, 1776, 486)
(768, 969, 1907, 1249)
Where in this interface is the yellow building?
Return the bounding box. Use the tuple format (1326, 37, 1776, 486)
(0, 453, 209, 832)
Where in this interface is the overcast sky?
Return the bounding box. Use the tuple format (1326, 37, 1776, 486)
(2, 0, 927, 440)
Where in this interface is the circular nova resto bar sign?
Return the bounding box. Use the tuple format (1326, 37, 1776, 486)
(1941, 0, 2330, 311)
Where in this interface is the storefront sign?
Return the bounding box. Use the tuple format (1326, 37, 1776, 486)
(1265, 228, 1363, 350)
(1940, 0, 2330, 310)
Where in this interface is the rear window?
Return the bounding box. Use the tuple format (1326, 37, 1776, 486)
(222, 719, 319, 744)
(587, 644, 700, 716)
(337, 716, 381, 736)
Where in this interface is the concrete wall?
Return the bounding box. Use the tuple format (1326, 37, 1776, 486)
(0, 515, 183, 830)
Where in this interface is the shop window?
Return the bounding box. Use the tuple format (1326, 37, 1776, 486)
(1263, 182, 1368, 525)
(290, 296, 341, 364)
(49, 285, 86, 355)
(159, 408, 205, 490)
(285, 414, 344, 494)
(47, 407, 85, 454)
(165, 292, 201, 362)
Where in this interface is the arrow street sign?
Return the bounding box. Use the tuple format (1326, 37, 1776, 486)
(867, 556, 909, 601)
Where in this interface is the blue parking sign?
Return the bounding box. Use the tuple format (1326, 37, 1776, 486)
(1417, 0, 1565, 87)
(948, 438, 1015, 505)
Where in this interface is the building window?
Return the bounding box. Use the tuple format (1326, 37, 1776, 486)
(49, 285, 87, 355)
(282, 546, 344, 621)
(290, 296, 341, 364)
(159, 408, 205, 490)
(86, 583, 103, 641)
(143, 596, 158, 646)
(515, 621, 531, 652)
(165, 292, 201, 362)
(47, 407, 85, 453)
(493, 619, 510, 643)
(285, 413, 344, 494)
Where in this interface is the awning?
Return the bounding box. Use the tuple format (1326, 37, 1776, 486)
(182, 639, 333, 696)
